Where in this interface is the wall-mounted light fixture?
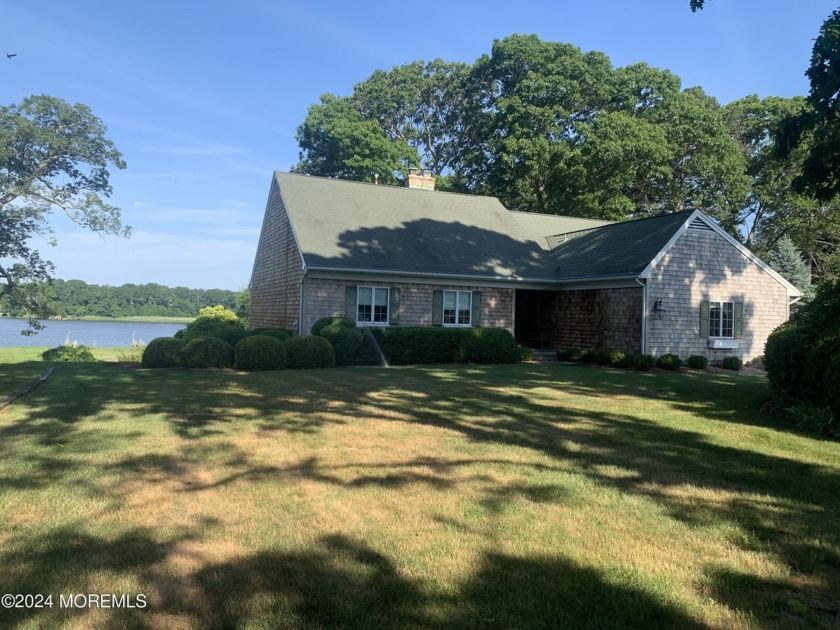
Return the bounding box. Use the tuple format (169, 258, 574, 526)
(652, 298, 667, 321)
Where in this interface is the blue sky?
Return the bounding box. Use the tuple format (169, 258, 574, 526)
(1, 0, 837, 290)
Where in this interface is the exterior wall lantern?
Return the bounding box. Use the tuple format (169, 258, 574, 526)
(652, 298, 667, 321)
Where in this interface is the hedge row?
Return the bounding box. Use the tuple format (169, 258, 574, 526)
(368, 326, 519, 365)
(141, 334, 335, 371)
(310, 317, 520, 366)
(561, 348, 729, 372)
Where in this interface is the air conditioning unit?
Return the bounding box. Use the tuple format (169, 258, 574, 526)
(708, 339, 740, 349)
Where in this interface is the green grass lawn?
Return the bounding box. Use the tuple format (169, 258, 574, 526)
(0, 354, 838, 629)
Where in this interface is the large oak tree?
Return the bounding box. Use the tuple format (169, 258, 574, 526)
(0, 95, 128, 331)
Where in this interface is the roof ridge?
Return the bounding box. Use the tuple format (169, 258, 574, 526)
(275, 171, 501, 202)
(547, 210, 694, 239)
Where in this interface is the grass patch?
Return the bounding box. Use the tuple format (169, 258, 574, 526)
(0, 354, 838, 628)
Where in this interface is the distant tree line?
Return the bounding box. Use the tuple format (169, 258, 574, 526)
(0, 279, 240, 319)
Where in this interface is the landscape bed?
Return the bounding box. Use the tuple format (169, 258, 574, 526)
(0, 351, 838, 629)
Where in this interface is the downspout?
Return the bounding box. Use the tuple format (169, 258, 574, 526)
(298, 266, 308, 336)
(635, 277, 647, 355)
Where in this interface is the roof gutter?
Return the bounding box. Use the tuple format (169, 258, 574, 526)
(305, 264, 644, 287)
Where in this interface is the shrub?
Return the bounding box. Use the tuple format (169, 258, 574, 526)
(562, 348, 585, 362)
(258, 329, 292, 342)
(233, 335, 287, 371)
(518, 346, 535, 362)
(141, 337, 185, 368)
(608, 349, 628, 367)
(284, 335, 336, 369)
(250, 327, 296, 338)
(765, 325, 810, 398)
(463, 328, 519, 364)
(311, 316, 354, 337)
(354, 330, 384, 365)
(721, 356, 743, 371)
(367, 327, 519, 366)
(633, 354, 656, 371)
(318, 320, 363, 366)
(178, 306, 246, 344)
(184, 337, 234, 369)
(686, 355, 709, 370)
(41, 345, 96, 362)
(784, 401, 839, 439)
(214, 325, 249, 347)
(656, 353, 682, 371)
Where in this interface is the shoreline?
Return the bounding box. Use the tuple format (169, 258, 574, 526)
(1, 315, 192, 324)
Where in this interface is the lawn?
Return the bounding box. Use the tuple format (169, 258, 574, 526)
(0, 353, 838, 629)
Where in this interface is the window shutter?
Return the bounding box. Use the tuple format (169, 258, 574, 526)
(389, 288, 400, 326)
(733, 302, 744, 339)
(700, 300, 710, 338)
(345, 286, 357, 321)
(432, 290, 443, 326)
(471, 291, 482, 327)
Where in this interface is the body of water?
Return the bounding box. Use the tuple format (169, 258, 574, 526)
(0, 318, 185, 348)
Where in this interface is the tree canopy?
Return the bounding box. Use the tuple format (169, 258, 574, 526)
(294, 30, 840, 286)
(0, 95, 128, 331)
(295, 35, 750, 230)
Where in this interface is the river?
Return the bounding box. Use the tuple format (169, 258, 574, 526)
(0, 318, 185, 348)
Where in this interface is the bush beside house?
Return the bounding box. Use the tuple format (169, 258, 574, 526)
(765, 279, 840, 436)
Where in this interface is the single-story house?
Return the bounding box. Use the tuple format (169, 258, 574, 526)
(250, 170, 802, 362)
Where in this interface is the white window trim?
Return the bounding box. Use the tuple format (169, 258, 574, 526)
(709, 300, 735, 339)
(356, 286, 390, 326)
(442, 290, 472, 327)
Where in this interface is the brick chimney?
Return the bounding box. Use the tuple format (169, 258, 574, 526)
(406, 167, 435, 191)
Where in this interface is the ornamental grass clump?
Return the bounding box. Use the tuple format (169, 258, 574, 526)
(41, 345, 96, 362)
(233, 335, 287, 371)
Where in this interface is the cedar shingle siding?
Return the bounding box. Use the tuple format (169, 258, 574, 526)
(250, 178, 304, 330)
(646, 229, 790, 361)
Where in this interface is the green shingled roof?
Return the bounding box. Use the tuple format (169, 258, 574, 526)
(273, 172, 692, 283)
(275, 172, 611, 281)
(546, 211, 693, 280)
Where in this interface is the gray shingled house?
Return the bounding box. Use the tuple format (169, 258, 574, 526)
(250, 171, 802, 362)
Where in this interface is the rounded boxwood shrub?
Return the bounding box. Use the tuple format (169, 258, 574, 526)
(311, 316, 354, 337)
(233, 335, 287, 371)
(721, 356, 743, 371)
(318, 320, 363, 366)
(633, 354, 656, 371)
(257, 329, 292, 342)
(213, 325, 249, 347)
(41, 345, 96, 362)
(184, 336, 234, 369)
(177, 307, 246, 344)
(656, 353, 683, 371)
(686, 355, 709, 370)
(142, 337, 185, 368)
(284, 335, 336, 369)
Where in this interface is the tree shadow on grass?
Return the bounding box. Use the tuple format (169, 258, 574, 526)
(191, 535, 709, 630)
(1, 360, 838, 626)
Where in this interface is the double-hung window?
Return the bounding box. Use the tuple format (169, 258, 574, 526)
(443, 290, 473, 326)
(357, 287, 389, 324)
(701, 300, 743, 339)
(709, 301, 734, 338)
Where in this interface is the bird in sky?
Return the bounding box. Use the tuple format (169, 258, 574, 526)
(5, 50, 17, 59)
